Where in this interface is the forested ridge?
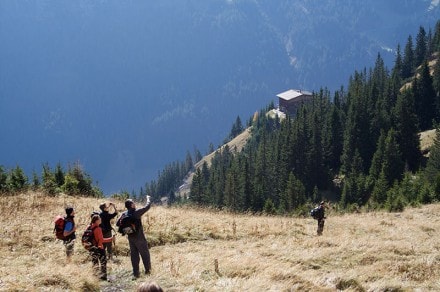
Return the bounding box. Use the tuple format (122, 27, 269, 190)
(180, 21, 440, 214)
(3, 21, 440, 214)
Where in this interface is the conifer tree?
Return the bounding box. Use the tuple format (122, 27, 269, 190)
(381, 128, 404, 186)
(282, 172, 306, 212)
(7, 166, 28, 192)
(54, 163, 65, 187)
(31, 171, 40, 190)
(392, 90, 421, 171)
(323, 103, 344, 172)
(0, 166, 7, 192)
(42, 163, 57, 195)
(341, 150, 366, 207)
(190, 168, 204, 205)
(415, 26, 427, 67)
(414, 61, 437, 130)
(369, 130, 386, 181)
(370, 170, 388, 206)
(433, 55, 440, 104)
(402, 35, 414, 79)
(185, 151, 193, 173)
(388, 45, 403, 107)
(431, 20, 440, 52)
(425, 126, 440, 183)
(224, 161, 239, 210)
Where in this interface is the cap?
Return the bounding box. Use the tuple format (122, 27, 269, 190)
(125, 199, 134, 209)
(99, 202, 107, 211)
(90, 210, 100, 218)
(320, 201, 325, 205)
(65, 207, 74, 216)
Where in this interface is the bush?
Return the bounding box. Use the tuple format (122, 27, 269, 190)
(263, 198, 276, 215)
(6, 166, 28, 192)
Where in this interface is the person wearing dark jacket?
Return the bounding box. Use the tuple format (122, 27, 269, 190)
(316, 201, 326, 236)
(121, 197, 152, 278)
(63, 207, 76, 261)
(98, 202, 118, 260)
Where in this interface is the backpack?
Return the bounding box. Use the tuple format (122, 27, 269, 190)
(116, 212, 136, 235)
(81, 226, 97, 250)
(54, 215, 66, 240)
(310, 207, 319, 219)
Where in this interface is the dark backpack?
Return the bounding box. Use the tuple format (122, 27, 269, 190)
(81, 225, 97, 250)
(310, 207, 319, 219)
(54, 215, 66, 240)
(116, 212, 136, 235)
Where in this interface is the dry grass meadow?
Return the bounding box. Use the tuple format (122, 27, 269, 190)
(1, 192, 440, 291)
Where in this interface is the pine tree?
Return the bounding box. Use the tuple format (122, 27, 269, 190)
(0, 166, 7, 192)
(370, 170, 388, 206)
(392, 90, 421, 171)
(340, 150, 365, 207)
(54, 163, 65, 187)
(425, 126, 440, 183)
(402, 35, 414, 79)
(415, 26, 427, 67)
(7, 166, 28, 192)
(432, 55, 440, 107)
(381, 128, 404, 186)
(369, 130, 386, 181)
(323, 103, 344, 172)
(414, 61, 437, 130)
(30, 171, 40, 190)
(190, 168, 204, 205)
(431, 20, 440, 52)
(185, 151, 193, 173)
(284, 172, 306, 211)
(42, 163, 57, 195)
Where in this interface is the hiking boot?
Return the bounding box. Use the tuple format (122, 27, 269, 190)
(132, 273, 140, 280)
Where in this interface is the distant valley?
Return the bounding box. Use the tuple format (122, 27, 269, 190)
(0, 1, 438, 194)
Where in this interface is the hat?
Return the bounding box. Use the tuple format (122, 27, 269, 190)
(125, 199, 134, 209)
(320, 201, 325, 205)
(65, 207, 74, 216)
(99, 202, 107, 211)
(90, 210, 100, 218)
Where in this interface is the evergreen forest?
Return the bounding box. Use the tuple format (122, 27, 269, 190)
(181, 21, 440, 214)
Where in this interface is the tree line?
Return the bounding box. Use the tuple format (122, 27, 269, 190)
(0, 162, 102, 197)
(187, 21, 440, 214)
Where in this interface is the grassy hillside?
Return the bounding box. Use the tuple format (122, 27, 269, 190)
(1, 192, 440, 291)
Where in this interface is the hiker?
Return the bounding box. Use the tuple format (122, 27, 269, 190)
(137, 281, 163, 292)
(316, 201, 326, 236)
(63, 207, 76, 261)
(89, 214, 107, 281)
(119, 197, 152, 278)
(98, 202, 118, 260)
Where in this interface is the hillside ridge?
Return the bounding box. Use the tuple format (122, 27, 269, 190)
(177, 127, 252, 197)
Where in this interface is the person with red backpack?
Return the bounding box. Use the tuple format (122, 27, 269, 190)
(63, 207, 76, 261)
(87, 214, 107, 281)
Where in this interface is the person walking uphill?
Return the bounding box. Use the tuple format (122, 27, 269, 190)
(316, 201, 326, 236)
(117, 197, 152, 278)
(63, 207, 76, 261)
(98, 202, 118, 260)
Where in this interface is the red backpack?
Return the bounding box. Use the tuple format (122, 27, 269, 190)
(54, 215, 66, 240)
(81, 225, 97, 250)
